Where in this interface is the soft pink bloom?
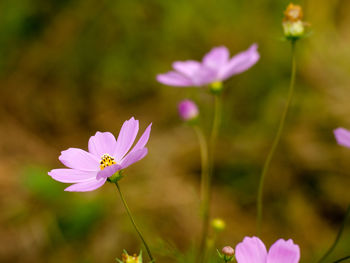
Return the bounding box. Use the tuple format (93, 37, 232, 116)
(334, 127, 350, 148)
(235, 236, 300, 263)
(156, 44, 260, 87)
(178, 99, 199, 121)
(48, 117, 151, 192)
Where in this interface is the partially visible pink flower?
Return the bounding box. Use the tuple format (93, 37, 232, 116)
(156, 44, 260, 87)
(334, 127, 350, 148)
(178, 99, 199, 121)
(48, 117, 152, 192)
(235, 236, 300, 263)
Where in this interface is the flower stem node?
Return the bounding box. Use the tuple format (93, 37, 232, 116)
(116, 250, 142, 263)
(217, 246, 235, 262)
(209, 81, 223, 94)
(108, 170, 123, 183)
(211, 218, 226, 232)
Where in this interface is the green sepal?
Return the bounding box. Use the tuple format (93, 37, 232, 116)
(107, 170, 124, 183)
(209, 81, 223, 95)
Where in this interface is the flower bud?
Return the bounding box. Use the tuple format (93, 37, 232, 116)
(222, 246, 234, 257)
(282, 3, 307, 40)
(178, 99, 199, 122)
(211, 218, 226, 232)
(117, 250, 142, 263)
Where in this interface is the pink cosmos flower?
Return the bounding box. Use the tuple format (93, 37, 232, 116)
(235, 236, 300, 263)
(334, 127, 350, 148)
(156, 44, 260, 87)
(48, 117, 151, 192)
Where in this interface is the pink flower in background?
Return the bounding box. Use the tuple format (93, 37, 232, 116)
(48, 117, 151, 192)
(178, 99, 199, 121)
(334, 127, 350, 148)
(156, 44, 260, 87)
(235, 236, 300, 263)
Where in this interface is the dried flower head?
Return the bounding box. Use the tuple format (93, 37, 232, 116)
(284, 3, 303, 22)
(282, 3, 307, 40)
(117, 250, 142, 263)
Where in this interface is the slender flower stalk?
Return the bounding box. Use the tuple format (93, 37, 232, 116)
(193, 125, 209, 209)
(333, 255, 350, 263)
(317, 205, 350, 263)
(114, 182, 154, 262)
(256, 41, 297, 235)
(198, 91, 223, 263)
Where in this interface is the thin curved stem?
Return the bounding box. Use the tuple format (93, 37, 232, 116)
(114, 182, 155, 262)
(333, 255, 350, 263)
(318, 205, 350, 263)
(256, 41, 297, 235)
(197, 93, 222, 263)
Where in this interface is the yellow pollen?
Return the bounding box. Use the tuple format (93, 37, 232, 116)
(100, 154, 116, 170)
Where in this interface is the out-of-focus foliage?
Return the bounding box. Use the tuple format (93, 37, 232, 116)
(1, 0, 350, 262)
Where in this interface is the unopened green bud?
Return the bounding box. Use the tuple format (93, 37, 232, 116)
(211, 218, 226, 232)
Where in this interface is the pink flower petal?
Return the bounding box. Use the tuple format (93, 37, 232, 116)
(128, 123, 152, 154)
(59, 148, 100, 171)
(64, 177, 107, 192)
(156, 71, 193, 87)
(121, 148, 148, 169)
(48, 169, 97, 183)
(235, 236, 267, 263)
(219, 43, 260, 80)
(172, 60, 202, 79)
(88, 132, 118, 158)
(96, 164, 122, 179)
(115, 117, 139, 161)
(334, 127, 350, 148)
(202, 46, 230, 70)
(267, 239, 300, 263)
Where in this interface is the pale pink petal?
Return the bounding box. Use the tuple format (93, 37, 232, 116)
(59, 148, 100, 171)
(334, 128, 350, 148)
(114, 117, 139, 161)
(172, 60, 202, 79)
(156, 71, 193, 87)
(192, 66, 217, 86)
(235, 236, 267, 263)
(96, 164, 122, 179)
(267, 239, 300, 263)
(128, 123, 152, 154)
(64, 177, 107, 192)
(202, 46, 230, 70)
(48, 169, 97, 183)
(120, 148, 148, 169)
(88, 132, 118, 158)
(219, 43, 260, 80)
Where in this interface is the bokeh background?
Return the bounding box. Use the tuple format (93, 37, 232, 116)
(1, 0, 350, 262)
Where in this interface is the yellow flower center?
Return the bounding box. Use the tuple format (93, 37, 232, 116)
(100, 154, 116, 170)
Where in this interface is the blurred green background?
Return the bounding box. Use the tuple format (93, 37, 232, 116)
(1, 0, 350, 262)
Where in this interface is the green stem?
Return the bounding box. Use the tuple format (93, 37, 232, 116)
(256, 41, 297, 235)
(318, 205, 350, 263)
(114, 182, 155, 262)
(333, 255, 350, 263)
(197, 93, 223, 263)
(193, 125, 209, 210)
